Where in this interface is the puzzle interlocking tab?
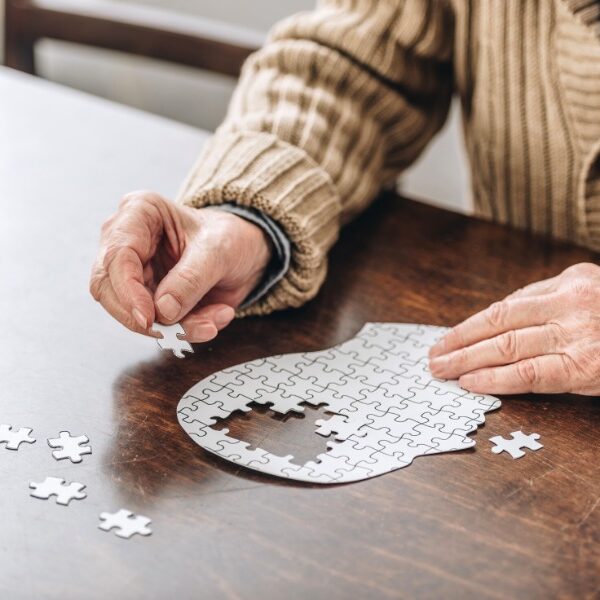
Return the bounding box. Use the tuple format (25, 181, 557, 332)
(29, 477, 87, 505)
(152, 322, 193, 359)
(48, 431, 92, 463)
(0, 424, 36, 451)
(490, 430, 543, 459)
(177, 323, 502, 484)
(99, 509, 152, 539)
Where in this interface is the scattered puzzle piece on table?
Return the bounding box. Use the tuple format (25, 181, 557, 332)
(99, 509, 152, 539)
(30, 477, 87, 505)
(490, 430, 543, 459)
(48, 431, 92, 463)
(0, 424, 36, 451)
(177, 322, 502, 484)
(152, 322, 193, 359)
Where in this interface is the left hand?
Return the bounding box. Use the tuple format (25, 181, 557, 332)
(428, 263, 600, 395)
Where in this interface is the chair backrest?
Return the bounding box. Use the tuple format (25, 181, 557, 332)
(4, 0, 263, 77)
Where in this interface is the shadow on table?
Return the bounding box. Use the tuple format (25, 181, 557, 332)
(101, 348, 346, 506)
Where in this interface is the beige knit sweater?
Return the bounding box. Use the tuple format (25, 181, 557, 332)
(178, 0, 600, 316)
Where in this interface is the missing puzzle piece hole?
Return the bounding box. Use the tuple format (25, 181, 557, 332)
(212, 401, 334, 465)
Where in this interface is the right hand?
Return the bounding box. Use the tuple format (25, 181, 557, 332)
(90, 191, 273, 342)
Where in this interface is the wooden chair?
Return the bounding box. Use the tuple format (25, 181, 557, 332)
(4, 0, 262, 77)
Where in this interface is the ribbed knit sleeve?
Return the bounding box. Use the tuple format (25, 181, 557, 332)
(178, 0, 455, 316)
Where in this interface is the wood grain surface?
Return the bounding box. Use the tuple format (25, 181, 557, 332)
(0, 70, 598, 600)
(2, 190, 599, 599)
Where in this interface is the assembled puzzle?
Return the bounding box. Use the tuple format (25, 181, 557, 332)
(177, 323, 502, 483)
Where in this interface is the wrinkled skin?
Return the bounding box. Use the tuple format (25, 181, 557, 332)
(90, 191, 272, 342)
(429, 263, 600, 395)
(93, 193, 600, 394)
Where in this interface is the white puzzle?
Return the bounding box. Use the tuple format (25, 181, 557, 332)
(30, 477, 87, 505)
(48, 431, 92, 463)
(99, 509, 152, 539)
(177, 323, 502, 484)
(0, 424, 36, 451)
(490, 430, 543, 459)
(152, 322, 193, 359)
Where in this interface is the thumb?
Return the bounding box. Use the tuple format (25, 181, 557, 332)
(154, 245, 222, 324)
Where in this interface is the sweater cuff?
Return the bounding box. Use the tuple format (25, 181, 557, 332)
(177, 131, 341, 316)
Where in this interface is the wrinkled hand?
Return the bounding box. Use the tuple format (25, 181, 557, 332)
(90, 191, 272, 342)
(429, 263, 600, 395)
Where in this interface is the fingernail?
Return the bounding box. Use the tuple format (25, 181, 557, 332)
(193, 323, 218, 342)
(156, 294, 181, 321)
(214, 307, 235, 329)
(132, 308, 147, 329)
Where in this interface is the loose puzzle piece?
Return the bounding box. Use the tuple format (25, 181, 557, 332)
(0, 424, 36, 451)
(47, 431, 92, 463)
(490, 430, 543, 459)
(151, 322, 193, 359)
(30, 477, 87, 505)
(99, 509, 152, 539)
(177, 322, 502, 484)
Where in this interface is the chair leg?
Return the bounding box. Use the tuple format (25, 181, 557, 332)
(4, 1, 37, 74)
(5, 38, 36, 74)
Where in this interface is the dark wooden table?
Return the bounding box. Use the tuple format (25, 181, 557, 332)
(1, 68, 598, 600)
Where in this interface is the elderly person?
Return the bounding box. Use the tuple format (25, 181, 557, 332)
(90, 0, 600, 396)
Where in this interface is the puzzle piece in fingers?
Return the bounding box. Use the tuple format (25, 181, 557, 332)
(48, 431, 92, 463)
(490, 430, 543, 459)
(152, 322, 193, 359)
(99, 509, 152, 539)
(177, 323, 501, 484)
(30, 477, 87, 505)
(0, 424, 36, 450)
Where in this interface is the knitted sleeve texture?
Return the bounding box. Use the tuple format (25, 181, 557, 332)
(178, 0, 455, 315)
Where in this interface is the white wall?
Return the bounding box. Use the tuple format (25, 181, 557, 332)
(1, 0, 471, 213)
(400, 100, 471, 213)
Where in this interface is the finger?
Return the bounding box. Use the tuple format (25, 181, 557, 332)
(143, 262, 155, 289)
(429, 324, 564, 380)
(180, 304, 235, 343)
(503, 276, 558, 300)
(458, 354, 576, 394)
(103, 193, 165, 263)
(95, 193, 167, 328)
(107, 246, 155, 329)
(429, 295, 560, 358)
(183, 304, 235, 332)
(154, 245, 222, 324)
(91, 274, 153, 336)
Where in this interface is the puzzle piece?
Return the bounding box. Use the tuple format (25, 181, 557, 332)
(277, 374, 328, 404)
(0, 424, 36, 450)
(490, 430, 543, 459)
(99, 509, 152, 539)
(347, 424, 401, 452)
(151, 322, 193, 358)
(222, 374, 279, 403)
(315, 414, 356, 440)
(323, 439, 380, 468)
(177, 322, 502, 484)
(250, 453, 297, 473)
(30, 477, 87, 505)
(178, 396, 231, 428)
(281, 463, 337, 483)
(304, 452, 375, 482)
(47, 431, 92, 463)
